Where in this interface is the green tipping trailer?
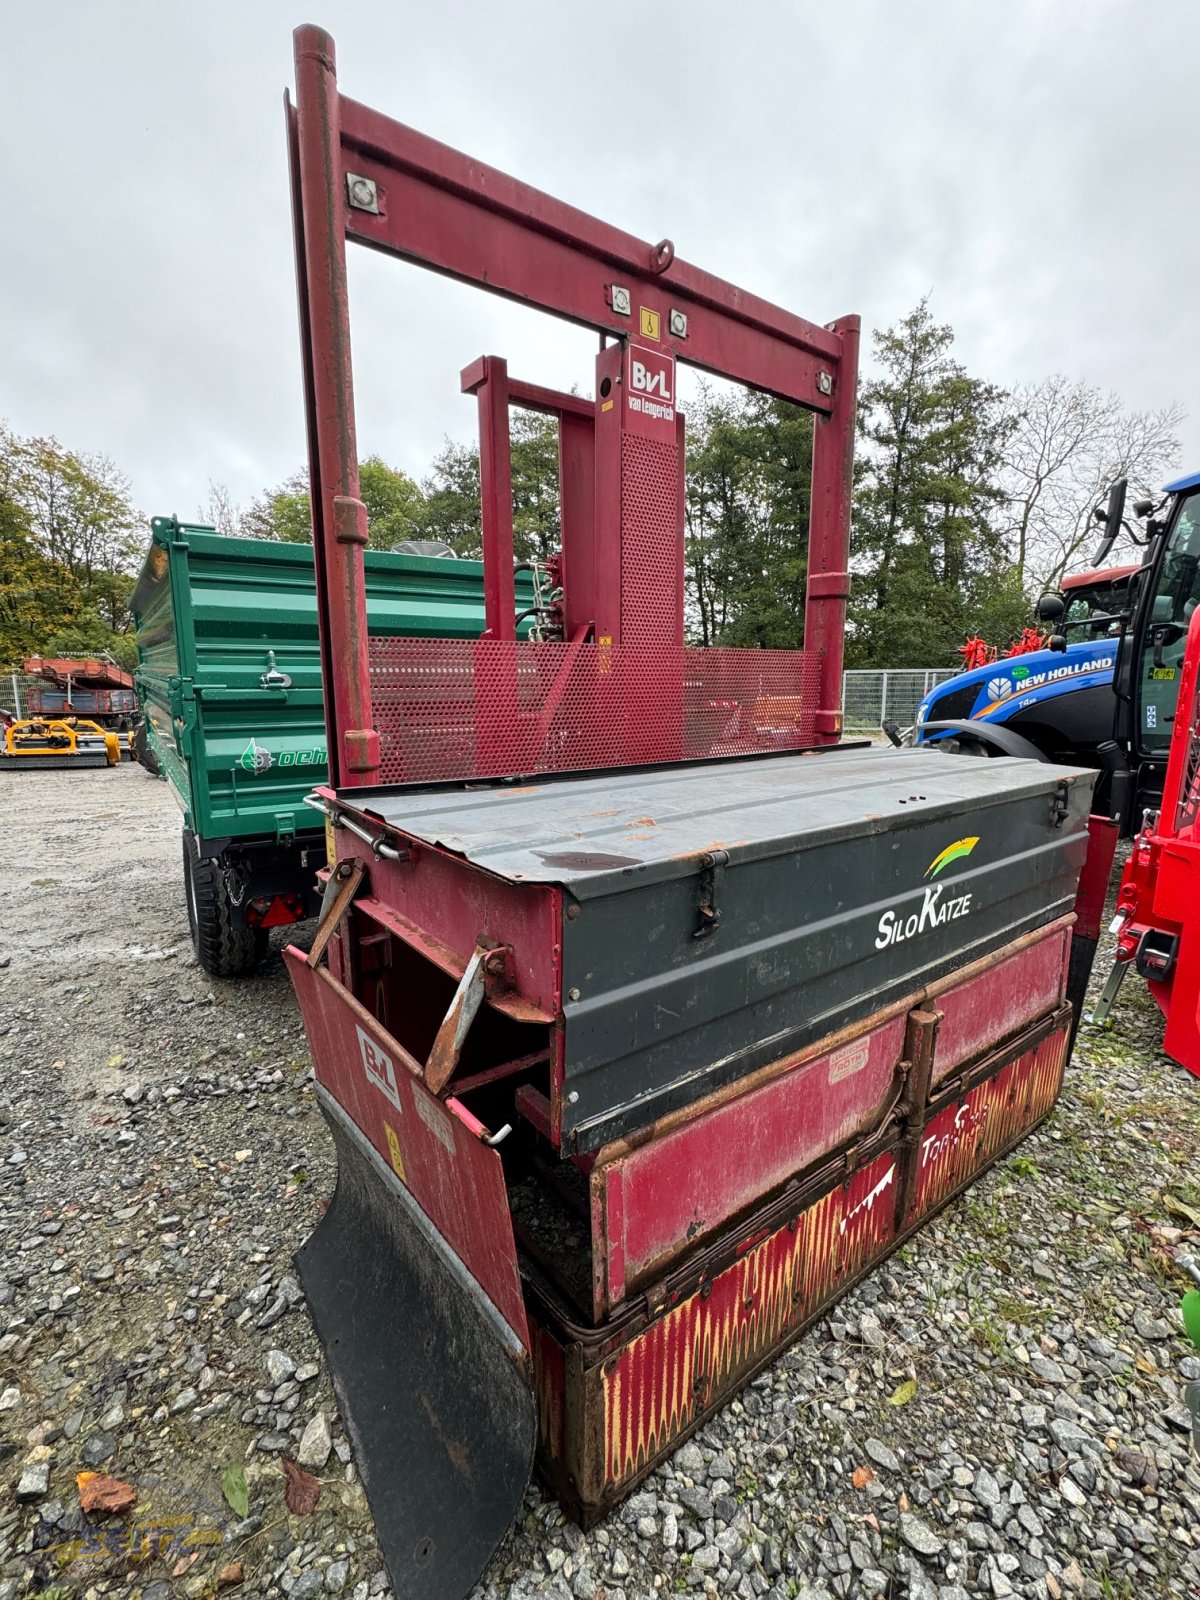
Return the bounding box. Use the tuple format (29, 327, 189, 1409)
(132, 516, 535, 976)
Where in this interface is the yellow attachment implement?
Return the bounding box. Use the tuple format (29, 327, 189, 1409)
(1, 717, 121, 770)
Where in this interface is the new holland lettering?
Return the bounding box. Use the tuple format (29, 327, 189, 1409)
(875, 882, 973, 949)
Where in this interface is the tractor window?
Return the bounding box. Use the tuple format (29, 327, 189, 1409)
(1063, 579, 1129, 636)
(1137, 490, 1200, 759)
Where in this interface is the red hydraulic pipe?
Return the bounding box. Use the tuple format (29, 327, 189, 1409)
(293, 24, 378, 786)
(804, 314, 860, 741)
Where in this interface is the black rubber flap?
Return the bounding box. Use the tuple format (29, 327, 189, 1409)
(297, 1095, 535, 1600)
(0, 754, 111, 770)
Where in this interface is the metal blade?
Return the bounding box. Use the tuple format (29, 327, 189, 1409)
(296, 1096, 535, 1600)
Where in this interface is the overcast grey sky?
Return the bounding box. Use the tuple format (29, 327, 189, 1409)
(3, 1, 1197, 523)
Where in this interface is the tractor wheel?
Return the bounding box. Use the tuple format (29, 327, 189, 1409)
(133, 720, 160, 776)
(182, 830, 268, 978)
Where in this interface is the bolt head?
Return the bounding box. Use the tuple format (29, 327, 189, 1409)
(610, 285, 631, 317)
(817, 370, 833, 396)
(567, 986, 581, 1002)
(668, 309, 688, 339)
(345, 173, 379, 214)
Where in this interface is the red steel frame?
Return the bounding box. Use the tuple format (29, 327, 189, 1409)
(1106, 608, 1200, 1072)
(288, 25, 858, 787)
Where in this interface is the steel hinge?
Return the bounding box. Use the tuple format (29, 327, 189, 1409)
(693, 849, 729, 940)
(1050, 782, 1070, 828)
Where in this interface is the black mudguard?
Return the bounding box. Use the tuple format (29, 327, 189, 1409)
(297, 1090, 536, 1600)
(921, 719, 1048, 761)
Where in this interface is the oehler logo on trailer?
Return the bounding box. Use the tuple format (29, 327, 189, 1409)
(875, 836, 979, 950)
(239, 738, 327, 775)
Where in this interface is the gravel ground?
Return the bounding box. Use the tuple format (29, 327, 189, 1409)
(3, 764, 1200, 1600)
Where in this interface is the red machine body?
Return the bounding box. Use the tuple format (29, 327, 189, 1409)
(20, 656, 136, 727)
(282, 28, 1115, 1600)
(1101, 607, 1200, 1072)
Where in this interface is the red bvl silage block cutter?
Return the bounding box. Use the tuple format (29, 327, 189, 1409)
(282, 28, 1119, 1600)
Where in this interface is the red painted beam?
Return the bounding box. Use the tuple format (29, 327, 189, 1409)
(336, 95, 845, 413)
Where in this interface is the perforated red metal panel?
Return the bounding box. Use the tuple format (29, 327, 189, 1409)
(619, 434, 681, 647)
(368, 639, 821, 785)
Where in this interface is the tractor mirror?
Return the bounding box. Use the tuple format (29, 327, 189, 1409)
(1090, 477, 1128, 568)
(1036, 593, 1065, 623)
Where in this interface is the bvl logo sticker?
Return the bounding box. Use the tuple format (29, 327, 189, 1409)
(625, 343, 676, 427)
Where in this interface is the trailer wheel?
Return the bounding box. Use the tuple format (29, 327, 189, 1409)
(133, 720, 160, 776)
(183, 830, 268, 977)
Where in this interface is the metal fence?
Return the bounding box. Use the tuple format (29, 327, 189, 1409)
(842, 669, 958, 735)
(0, 675, 38, 721)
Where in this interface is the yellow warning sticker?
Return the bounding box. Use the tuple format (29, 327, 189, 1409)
(639, 307, 661, 340)
(324, 817, 336, 864)
(384, 1122, 406, 1182)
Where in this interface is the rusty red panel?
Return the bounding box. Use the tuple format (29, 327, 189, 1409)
(367, 639, 821, 784)
(930, 920, 1070, 1085)
(330, 830, 562, 1020)
(598, 1147, 898, 1492)
(286, 948, 528, 1344)
(530, 1321, 565, 1466)
(595, 1015, 907, 1312)
(914, 1024, 1068, 1221)
(581, 1018, 1067, 1503)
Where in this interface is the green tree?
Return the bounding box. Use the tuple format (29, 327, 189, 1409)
(43, 612, 138, 672)
(510, 411, 561, 561)
(6, 435, 139, 585)
(685, 386, 813, 647)
(0, 426, 141, 663)
(418, 440, 482, 554)
(0, 494, 82, 666)
(241, 458, 426, 549)
(850, 300, 1021, 666)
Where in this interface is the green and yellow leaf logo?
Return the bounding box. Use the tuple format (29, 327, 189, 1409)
(925, 836, 979, 879)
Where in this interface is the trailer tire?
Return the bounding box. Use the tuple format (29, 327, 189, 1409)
(133, 720, 160, 776)
(183, 830, 268, 977)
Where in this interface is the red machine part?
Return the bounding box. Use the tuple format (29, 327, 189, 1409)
(282, 25, 1109, 1600)
(367, 639, 821, 784)
(288, 26, 858, 787)
(22, 656, 134, 691)
(1102, 610, 1200, 1069)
